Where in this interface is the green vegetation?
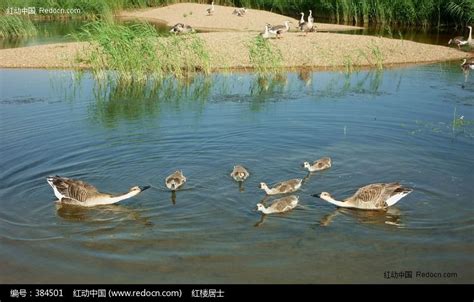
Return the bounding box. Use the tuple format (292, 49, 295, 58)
(0, 15, 37, 38)
(248, 36, 283, 74)
(2, 0, 471, 26)
(233, 0, 473, 27)
(75, 20, 210, 84)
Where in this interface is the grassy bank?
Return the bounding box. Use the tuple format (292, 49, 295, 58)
(0, 15, 37, 38)
(75, 20, 210, 84)
(1, 0, 472, 26)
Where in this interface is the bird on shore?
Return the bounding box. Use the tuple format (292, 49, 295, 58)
(165, 170, 187, 191)
(312, 182, 413, 210)
(259, 178, 302, 195)
(206, 1, 215, 16)
(302, 157, 332, 172)
(298, 12, 305, 27)
(230, 165, 250, 182)
(308, 9, 314, 23)
(46, 176, 150, 207)
(233, 7, 247, 17)
(169, 23, 195, 34)
(260, 24, 273, 39)
(256, 195, 299, 214)
(269, 21, 291, 38)
(448, 26, 472, 48)
(461, 58, 474, 71)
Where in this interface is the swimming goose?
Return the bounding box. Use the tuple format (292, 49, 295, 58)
(461, 58, 474, 70)
(303, 157, 332, 172)
(256, 195, 299, 214)
(259, 178, 303, 195)
(269, 21, 291, 38)
(230, 165, 250, 182)
(46, 176, 150, 207)
(312, 182, 413, 210)
(206, 1, 215, 16)
(165, 170, 186, 191)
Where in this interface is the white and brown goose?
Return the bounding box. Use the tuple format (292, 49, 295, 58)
(448, 26, 472, 48)
(269, 21, 291, 38)
(206, 1, 215, 16)
(298, 12, 305, 27)
(303, 157, 332, 172)
(47, 176, 150, 207)
(308, 9, 314, 23)
(461, 58, 474, 70)
(233, 7, 247, 17)
(259, 178, 302, 195)
(230, 165, 249, 182)
(256, 195, 299, 214)
(165, 170, 186, 191)
(260, 24, 274, 39)
(313, 182, 413, 210)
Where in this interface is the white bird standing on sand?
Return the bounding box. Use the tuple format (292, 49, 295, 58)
(206, 1, 215, 16)
(165, 170, 187, 191)
(299, 12, 305, 27)
(46, 176, 150, 207)
(303, 157, 332, 172)
(313, 182, 413, 210)
(256, 195, 299, 214)
(259, 178, 302, 195)
(308, 9, 314, 23)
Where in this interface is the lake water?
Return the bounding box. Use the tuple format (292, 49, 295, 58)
(1, 65, 473, 283)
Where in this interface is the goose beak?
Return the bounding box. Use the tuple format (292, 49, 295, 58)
(312, 193, 321, 198)
(140, 185, 151, 191)
(253, 206, 258, 211)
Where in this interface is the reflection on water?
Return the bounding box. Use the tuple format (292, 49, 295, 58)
(1, 64, 473, 283)
(319, 207, 403, 227)
(56, 203, 153, 227)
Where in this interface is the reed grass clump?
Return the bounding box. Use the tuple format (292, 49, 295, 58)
(0, 15, 37, 38)
(248, 36, 283, 74)
(75, 20, 210, 84)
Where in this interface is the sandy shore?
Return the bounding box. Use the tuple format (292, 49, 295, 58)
(0, 32, 469, 70)
(118, 3, 362, 32)
(0, 3, 471, 71)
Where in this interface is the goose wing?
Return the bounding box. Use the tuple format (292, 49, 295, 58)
(270, 196, 296, 212)
(270, 24, 285, 31)
(49, 176, 100, 202)
(348, 183, 388, 208)
(273, 179, 301, 192)
(312, 157, 331, 169)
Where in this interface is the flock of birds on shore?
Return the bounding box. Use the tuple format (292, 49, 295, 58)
(169, 3, 474, 72)
(47, 156, 413, 216)
(169, 1, 315, 37)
